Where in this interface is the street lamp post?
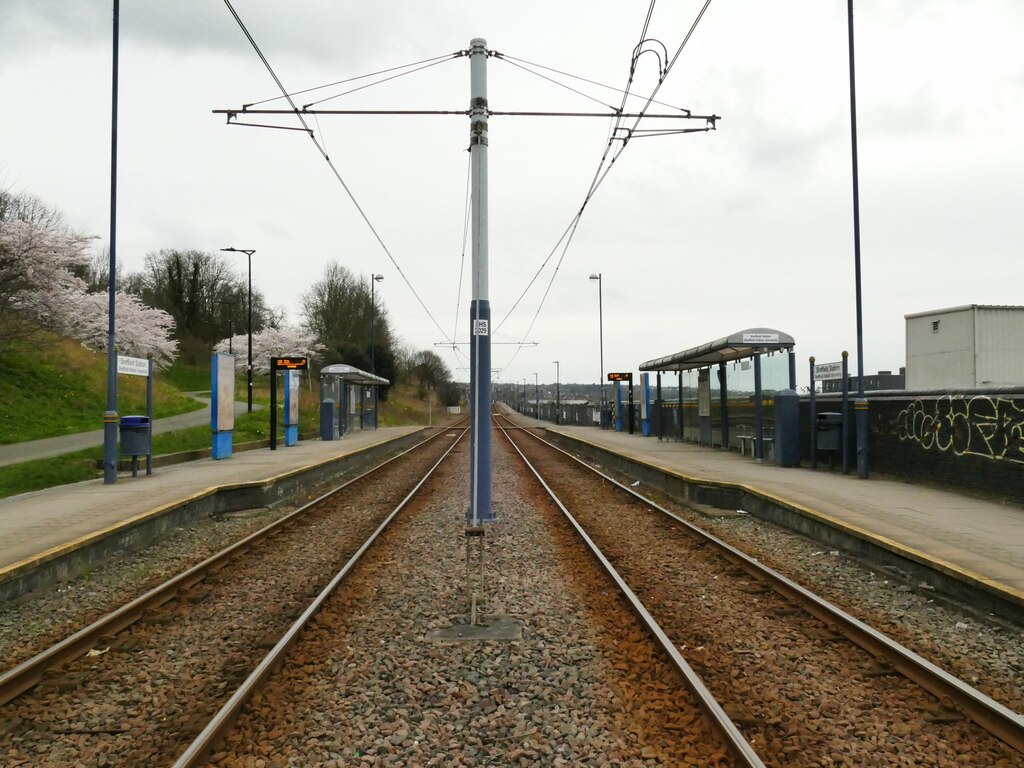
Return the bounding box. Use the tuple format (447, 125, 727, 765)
(370, 273, 384, 430)
(533, 372, 538, 420)
(553, 360, 560, 424)
(217, 299, 234, 354)
(220, 248, 255, 412)
(846, 0, 869, 479)
(589, 273, 605, 427)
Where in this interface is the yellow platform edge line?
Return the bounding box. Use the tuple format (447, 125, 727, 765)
(553, 429, 1024, 606)
(0, 429, 425, 584)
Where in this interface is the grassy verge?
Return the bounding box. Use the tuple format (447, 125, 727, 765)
(0, 336, 202, 444)
(0, 381, 457, 499)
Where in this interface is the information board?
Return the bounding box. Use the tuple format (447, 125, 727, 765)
(814, 361, 844, 381)
(117, 355, 149, 377)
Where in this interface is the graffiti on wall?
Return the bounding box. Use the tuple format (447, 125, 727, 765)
(896, 396, 1024, 464)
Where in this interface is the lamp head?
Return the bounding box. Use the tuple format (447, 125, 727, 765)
(373, 274, 384, 282)
(589, 273, 600, 281)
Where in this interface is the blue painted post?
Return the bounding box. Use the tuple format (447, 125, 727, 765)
(102, 0, 120, 485)
(718, 362, 730, 451)
(467, 38, 493, 525)
(754, 353, 764, 461)
(655, 372, 663, 441)
(211, 352, 234, 460)
(615, 382, 623, 432)
(841, 351, 850, 474)
(146, 355, 153, 475)
(641, 373, 651, 437)
(809, 356, 818, 469)
(284, 371, 299, 446)
(677, 370, 683, 442)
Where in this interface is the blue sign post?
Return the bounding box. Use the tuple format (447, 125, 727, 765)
(211, 352, 235, 460)
(284, 370, 299, 447)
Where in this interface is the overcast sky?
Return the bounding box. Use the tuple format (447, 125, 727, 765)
(2, 1, 1022, 388)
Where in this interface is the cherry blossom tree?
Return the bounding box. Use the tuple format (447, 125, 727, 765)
(0, 219, 93, 345)
(1, 212, 179, 365)
(214, 326, 324, 375)
(64, 289, 179, 368)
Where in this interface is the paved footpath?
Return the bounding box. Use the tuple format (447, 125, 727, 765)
(0, 427, 423, 572)
(537, 421, 1024, 601)
(0, 395, 259, 468)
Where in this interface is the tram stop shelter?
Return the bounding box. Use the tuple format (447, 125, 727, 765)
(319, 364, 390, 439)
(640, 328, 796, 461)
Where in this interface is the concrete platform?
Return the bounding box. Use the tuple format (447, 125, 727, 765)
(0, 428, 425, 600)
(534, 421, 1024, 620)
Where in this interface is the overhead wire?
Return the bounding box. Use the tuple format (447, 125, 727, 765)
(221, 0, 456, 346)
(451, 151, 472, 351)
(492, 53, 691, 114)
(303, 56, 461, 109)
(244, 52, 461, 108)
(493, 0, 716, 372)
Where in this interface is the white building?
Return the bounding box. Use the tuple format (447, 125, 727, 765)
(905, 305, 1024, 389)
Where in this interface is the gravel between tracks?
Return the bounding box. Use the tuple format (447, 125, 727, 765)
(209, 431, 729, 767)
(570, 440, 1024, 718)
(510, 428, 1023, 768)
(2, 423, 1021, 766)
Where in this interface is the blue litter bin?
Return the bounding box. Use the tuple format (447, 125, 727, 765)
(119, 415, 151, 477)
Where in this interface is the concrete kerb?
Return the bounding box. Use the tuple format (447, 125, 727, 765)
(544, 429, 1024, 625)
(0, 429, 427, 605)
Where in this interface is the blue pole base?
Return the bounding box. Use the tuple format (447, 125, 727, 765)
(285, 425, 298, 447)
(212, 431, 233, 460)
(641, 419, 650, 437)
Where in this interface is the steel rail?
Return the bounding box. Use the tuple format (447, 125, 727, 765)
(171, 427, 469, 767)
(495, 415, 767, 768)
(507, 418, 1024, 753)
(0, 423, 464, 708)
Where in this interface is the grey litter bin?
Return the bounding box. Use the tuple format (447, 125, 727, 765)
(119, 415, 151, 477)
(816, 412, 843, 452)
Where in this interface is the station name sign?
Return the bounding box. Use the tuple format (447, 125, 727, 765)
(814, 361, 844, 381)
(272, 356, 309, 370)
(607, 372, 632, 382)
(116, 354, 150, 377)
(742, 332, 780, 344)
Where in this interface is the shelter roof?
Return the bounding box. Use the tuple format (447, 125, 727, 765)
(639, 328, 795, 372)
(319, 364, 390, 386)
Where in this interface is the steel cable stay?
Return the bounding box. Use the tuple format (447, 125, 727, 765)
(243, 51, 464, 109)
(217, 0, 717, 363)
(451, 152, 472, 364)
(221, 0, 455, 347)
(490, 52, 693, 114)
(489, 1, 717, 364)
(302, 55, 463, 109)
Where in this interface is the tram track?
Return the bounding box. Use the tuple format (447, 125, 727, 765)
(496, 414, 1024, 767)
(171, 409, 738, 766)
(0, 423, 467, 767)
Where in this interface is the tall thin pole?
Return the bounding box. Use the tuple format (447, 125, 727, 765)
(372, 274, 380, 376)
(590, 273, 605, 424)
(102, 0, 120, 485)
(221, 247, 255, 412)
(553, 360, 560, 424)
(246, 252, 253, 413)
(468, 38, 493, 524)
(848, 0, 869, 479)
(371, 274, 382, 430)
(533, 372, 538, 419)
